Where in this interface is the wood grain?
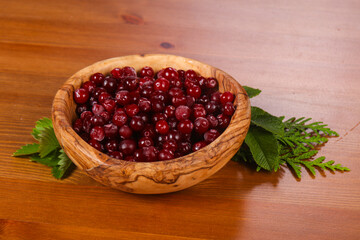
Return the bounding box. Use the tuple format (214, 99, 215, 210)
(52, 54, 251, 193)
(1, 0, 360, 239)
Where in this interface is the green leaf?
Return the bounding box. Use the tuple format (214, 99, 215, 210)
(32, 117, 53, 140)
(243, 86, 261, 98)
(52, 149, 73, 179)
(251, 106, 285, 136)
(13, 143, 39, 156)
(38, 127, 60, 158)
(244, 126, 279, 171)
(30, 151, 60, 167)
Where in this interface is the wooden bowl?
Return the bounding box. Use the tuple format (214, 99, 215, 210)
(52, 54, 251, 194)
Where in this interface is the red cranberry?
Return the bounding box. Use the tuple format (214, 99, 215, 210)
(210, 91, 221, 103)
(217, 114, 230, 128)
(172, 95, 187, 107)
(152, 113, 167, 122)
(139, 77, 154, 86)
(142, 146, 158, 162)
(129, 90, 140, 104)
(115, 107, 126, 115)
(172, 78, 183, 88)
(169, 87, 184, 98)
(186, 95, 195, 107)
(73, 118, 83, 133)
(204, 129, 220, 143)
(178, 141, 191, 155)
(138, 97, 151, 112)
(139, 85, 153, 98)
(124, 77, 139, 91)
(112, 112, 128, 127)
(104, 123, 118, 139)
(108, 151, 123, 159)
(134, 149, 145, 162)
(184, 78, 197, 88)
(142, 125, 156, 138)
(156, 134, 169, 147)
(205, 101, 219, 114)
(220, 92, 234, 105)
(154, 77, 170, 92)
(206, 78, 218, 91)
(115, 90, 131, 106)
(76, 104, 88, 115)
(185, 69, 197, 80)
(82, 116, 92, 133)
(103, 77, 117, 93)
(140, 66, 155, 78)
(177, 69, 185, 80)
(194, 117, 210, 134)
(160, 67, 178, 81)
(119, 125, 132, 139)
(164, 105, 175, 117)
(125, 104, 140, 117)
(88, 139, 103, 151)
(74, 88, 89, 104)
(197, 95, 209, 105)
(119, 139, 136, 156)
(167, 130, 182, 143)
(196, 76, 208, 89)
(90, 73, 104, 86)
(122, 66, 137, 78)
(90, 126, 105, 141)
(192, 141, 207, 152)
(130, 116, 144, 131)
(207, 115, 219, 128)
(155, 120, 170, 135)
(102, 99, 116, 113)
(81, 133, 90, 143)
(110, 68, 123, 79)
(105, 140, 118, 152)
(91, 115, 105, 126)
(178, 119, 194, 134)
(81, 111, 93, 120)
(193, 105, 206, 118)
(158, 149, 174, 161)
(186, 85, 201, 99)
(138, 137, 154, 148)
(98, 92, 111, 104)
(175, 105, 191, 121)
(138, 112, 150, 123)
(151, 100, 165, 112)
(163, 139, 177, 152)
(151, 90, 168, 103)
(92, 104, 105, 115)
(82, 81, 96, 94)
(100, 111, 111, 122)
(167, 117, 177, 129)
(223, 102, 235, 116)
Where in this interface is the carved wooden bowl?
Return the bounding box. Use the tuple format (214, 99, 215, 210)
(52, 54, 250, 194)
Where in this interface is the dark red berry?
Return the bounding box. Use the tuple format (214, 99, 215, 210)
(110, 68, 123, 79)
(177, 119, 194, 134)
(76, 104, 88, 115)
(206, 77, 218, 91)
(90, 73, 104, 86)
(74, 88, 89, 104)
(158, 149, 174, 161)
(142, 124, 156, 138)
(178, 141, 191, 155)
(210, 91, 221, 103)
(194, 117, 210, 134)
(138, 97, 151, 112)
(163, 139, 177, 152)
(104, 123, 118, 139)
(80, 111, 93, 120)
(138, 112, 150, 123)
(196, 76, 208, 89)
(167, 117, 177, 129)
(129, 116, 144, 131)
(220, 92, 234, 105)
(175, 105, 191, 121)
(122, 66, 137, 78)
(204, 129, 220, 143)
(160, 67, 178, 81)
(164, 105, 175, 117)
(192, 141, 207, 152)
(172, 95, 187, 107)
(125, 104, 140, 117)
(73, 118, 83, 133)
(112, 112, 128, 127)
(103, 77, 117, 93)
(82, 116, 92, 133)
(90, 126, 105, 141)
(119, 125, 132, 139)
(100, 110, 111, 122)
(155, 120, 170, 135)
(168, 87, 184, 98)
(140, 66, 155, 78)
(139, 85, 153, 98)
(134, 149, 145, 162)
(90, 115, 105, 126)
(217, 114, 230, 128)
(92, 104, 105, 115)
(82, 81, 96, 94)
(152, 113, 167, 123)
(197, 94, 209, 105)
(207, 115, 219, 128)
(167, 130, 182, 143)
(129, 90, 140, 104)
(142, 146, 158, 162)
(119, 139, 136, 156)
(124, 77, 139, 91)
(223, 102, 235, 116)
(193, 105, 206, 118)
(88, 139, 103, 151)
(205, 101, 219, 114)
(98, 92, 111, 104)
(105, 140, 118, 152)
(102, 99, 116, 113)
(154, 77, 170, 92)
(108, 151, 123, 160)
(138, 137, 154, 148)
(185, 69, 197, 80)
(115, 90, 131, 106)
(151, 100, 165, 112)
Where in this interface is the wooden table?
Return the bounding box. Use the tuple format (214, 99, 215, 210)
(1, 0, 359, 239)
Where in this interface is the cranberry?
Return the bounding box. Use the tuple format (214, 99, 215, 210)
(130, 116, 144, 131)
(104, 123, 118, 139)
(205, 101, 219, 114)
(217, 114, 230, 128)
(115, 107, 126, 115)
(122, 66, 137, 78)
(178, 119, 194, 134)
(139, 85, 153, 98)
(125, 104, 140, 117)
(125, 156, 135, 162)
(134, 149, 145, 162)
(81, 132, 90, 142)
(156, 134, 169, 147)
(172, 95, 187, 107)
(80, 111, 93, 120)
(151, 90, 168, 103)
(177, 69, 185, 80)
(152, 113, 167, 122)
(138, 137, 154, 148)
(125, 77, 139, 91)
(160, 67, 178, 81)
(90, 73, 104, 86)
(207, 77, 218, 91)
(142, 125, 156, 138)
(91, 115, 105, 126)
(167, 117, 177, 129)
(168, 87, 184, 98)
(139, 77, 154, 86)
(197, 95, 209, 105)
(164, 105, 175, 117)
(140, 66, 155, 78)
(154, 77, 170, 92)
(163, 139, 177, 152)
(100, 111, 111, 122)
(110, 68, 123, 79)
(192, 141, 207, 152)
(167, 130, 182, 143)
(138, 97, 151, 112)
(193, 105, 206, 118)
(102, 99, 116, 113)
(184, 78, 197, 88)
(105, 140, 118, 152)
(142, 146, 158, 162)
(172, 78, 183, 88)
(194, 117, 210, 134)
(204, 129, 220, 143)
(223, 102, 235, 116)
(210, 91, 221, 103)
(108, 151, 123, 160)
(186, 95, 195, 107)
(82, 116, 92, 133)
(175, 105, 191, 121)
(90, 126, 105, 141)
(115, 90, 131, 106)
(74, 88, 89, 104)
(129, 90, 140, 104)
(112, 112, 128, 127)
(98, 92, 111, 104)
(92, 87, 106, 99)
(88, 97, 98, 106)
(89, 139, 103, 151)
(158, 149, 174, 161)
(207, 115, 219, 128)
(185, 69, 197, 80)
(151, 100, 165, 112)
(103, 77, 117, 93)
(82, 81, 96, 94)
(178, 141, 191, 155)
(119, 125, 132, 139)
(73, 118, 83, 133)
(196, 76, 208, 89)
(138, 112, 150, 123)
(155, 120, 170, 135)
(76, 104, 88, 115)
(220, 92, 234, 105)
(119, 139, 136, 156)
(117, 82, 126, 91)
(92, 104, 105, 115)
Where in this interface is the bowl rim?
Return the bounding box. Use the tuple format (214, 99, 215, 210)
(52, 54, 250, 172)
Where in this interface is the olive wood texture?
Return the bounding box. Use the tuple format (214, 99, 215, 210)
(52, 54, 251, 194)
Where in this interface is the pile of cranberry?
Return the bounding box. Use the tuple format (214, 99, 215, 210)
(72, 66, 235, 162)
